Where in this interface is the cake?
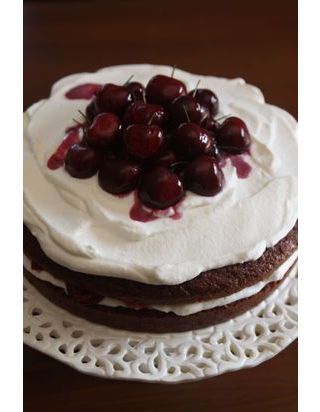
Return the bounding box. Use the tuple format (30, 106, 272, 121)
(23, 64, 298, 333)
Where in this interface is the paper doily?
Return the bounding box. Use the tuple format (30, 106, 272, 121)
(23, 265, 297, 382)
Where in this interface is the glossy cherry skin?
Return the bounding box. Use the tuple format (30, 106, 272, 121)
(126, 81, 145, 101)
(189, 88, 219, 116)
(96, 83, 133, 116)
(184, 155, 224, 196)
(154, 150, 178, 168)
(170, 95, 204, 127)
(201, 116, 219, 133)
(146, 75, 187, 106)
(98, 158, 141, 195)
(86, 112, 122, 147)
(216, 116, 251, 153)
(138, 166, 184, 209)
(124, 124, 165, 160)
(65, 144, 101, 178)
(123, 102, 167, 127)
(173, 123, 215, 159)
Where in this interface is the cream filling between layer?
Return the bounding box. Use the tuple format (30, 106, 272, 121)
(23, 252, 297, 316)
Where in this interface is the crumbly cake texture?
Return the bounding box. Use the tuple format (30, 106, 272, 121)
(24, 224, 297, 305)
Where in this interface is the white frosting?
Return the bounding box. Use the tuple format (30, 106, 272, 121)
(23, 64, 298, 285)
(23, 252, 297, 316)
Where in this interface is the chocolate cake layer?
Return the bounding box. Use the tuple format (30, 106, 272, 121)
(24, 267, 292, 333)
(23, 224, 298, 305)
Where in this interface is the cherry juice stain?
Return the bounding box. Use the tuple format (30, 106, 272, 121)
(31, 261, 43, 271)
(129, 192, 182, 222)
(47, 126, 81, 170)
(65, 83, 102, 100)
(220, 152, 252, 179)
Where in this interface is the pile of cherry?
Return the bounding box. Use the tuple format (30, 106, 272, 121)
(59, 73, 251, 210)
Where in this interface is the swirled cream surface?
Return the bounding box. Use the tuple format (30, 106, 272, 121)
(23, 65, 298, 285)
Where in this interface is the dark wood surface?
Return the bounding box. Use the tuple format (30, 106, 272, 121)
(24, 1, 297, 411)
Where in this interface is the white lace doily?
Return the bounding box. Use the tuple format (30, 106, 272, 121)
(23, 265, 298, 382)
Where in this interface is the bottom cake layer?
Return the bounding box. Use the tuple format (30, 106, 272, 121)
(23, 263, 296, 333)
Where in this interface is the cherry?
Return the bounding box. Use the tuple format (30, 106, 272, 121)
(173, 123, 214, 159)
(98, 158, 141, 194)
(184, 155, 224, 196)
(216, 116, 251, 153)
(201, 116, 219, 133)
(96, 83, 132, 115)
(154, 150, 178, 168)
(123, 102, 167, 127)
(146, 75, 187, 106)
(124, 124, 165, 160)
(138, 166, 184, 209)
(65, 144, 101, 178)
(189, 88, 219, 116)
(85, 112, 121, 147)
(170, 95, 204, 127)
(126, 81, 145, 101)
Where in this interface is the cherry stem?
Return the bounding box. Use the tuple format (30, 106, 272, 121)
(148, 112, 158, 125)
(123, 75, 134, 86)
(215, 114, 231, 123)
(171, 64, 177, 78)
(72, 118, 83, 126)
(183, 105, 191, 122)
(78, 110, 89, 122)
(193, 80, 201, 98)
(142, 90, 147, 104)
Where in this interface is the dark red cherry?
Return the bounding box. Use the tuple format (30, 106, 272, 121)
(189, 89, 219, 116)
(170, 95, 204, 127)
(85, 112, 121, 147)
(123, 102, 167, 127)
(154, 150, 178, 168)
(85, 99, 99, 123)
(201, 116, 219, 133)
(216, 116, 251, 153)
(124, 124, 165, 160)
(126, 81, 145, 101)
(65, 144, 101, 178)
(138, 166, 184, 209)
(98, 158, 141, 194)
(146, 75, 187, 106)
(173, 123, 214, 159)
(96, 83, 133, 115)
(184, 155, 224, 196)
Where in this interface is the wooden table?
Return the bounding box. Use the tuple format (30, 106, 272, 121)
(24, 1, 297, 411)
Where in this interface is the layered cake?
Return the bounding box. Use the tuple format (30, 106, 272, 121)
(23, 64, 298, 333)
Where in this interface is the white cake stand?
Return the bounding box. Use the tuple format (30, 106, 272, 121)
(23, 263, 297, 382)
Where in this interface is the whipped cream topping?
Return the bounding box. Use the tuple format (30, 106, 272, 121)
(23, 252, 297, 316)
(24, 64, 298, 285)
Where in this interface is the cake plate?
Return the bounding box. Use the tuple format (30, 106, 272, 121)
(23, 264, 298, 382)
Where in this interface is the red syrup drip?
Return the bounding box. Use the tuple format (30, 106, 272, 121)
(219, 151, 252, 179)
(129, 192, 182, 222)
(229, 155, 252, 179)
(65, 83, 102, 100)
(47, 126, 81, 170)
(31, 261, 43, 271)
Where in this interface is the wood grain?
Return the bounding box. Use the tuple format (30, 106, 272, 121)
(24, 1, 297, 410)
